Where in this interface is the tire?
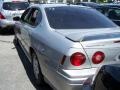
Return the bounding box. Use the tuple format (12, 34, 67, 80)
(32, 52, 45, 85)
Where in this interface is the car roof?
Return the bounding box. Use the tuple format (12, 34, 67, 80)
(30, 3, 90, 9)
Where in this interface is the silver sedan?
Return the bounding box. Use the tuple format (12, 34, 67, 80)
(14, 4, 120, 90)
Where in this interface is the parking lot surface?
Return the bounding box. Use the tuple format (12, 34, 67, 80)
(0, 34, 52, 90)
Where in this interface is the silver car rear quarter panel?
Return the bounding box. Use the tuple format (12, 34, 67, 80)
(34, 41, 94, 90)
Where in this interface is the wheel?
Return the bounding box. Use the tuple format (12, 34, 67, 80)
(32, 52, 45, 85)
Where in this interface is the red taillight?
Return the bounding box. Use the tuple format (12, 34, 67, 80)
(92, 51, 105, 64)
(70, 52, 86, 66)
(0, 12, 5, 19)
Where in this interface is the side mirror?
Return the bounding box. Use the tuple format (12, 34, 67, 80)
(13, 16, 20, 21)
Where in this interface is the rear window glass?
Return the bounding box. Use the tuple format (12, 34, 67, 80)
(45, 6, 117, 29)
(3, 2, 29, 10)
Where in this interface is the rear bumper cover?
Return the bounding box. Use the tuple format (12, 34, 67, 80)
(0, 19, 15, 28)
(50, 68, 97, 90)
(58, 68, 97, 84)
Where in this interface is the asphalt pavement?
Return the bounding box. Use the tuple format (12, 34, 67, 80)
(0, 33, 52, 90)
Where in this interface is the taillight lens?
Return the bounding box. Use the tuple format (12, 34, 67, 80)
(0, 12, 5, 19)
(70, 52, 86, 66)
(92, 51, 105, 64)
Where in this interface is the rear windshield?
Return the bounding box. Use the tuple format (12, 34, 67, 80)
(3, 2, 29, 10)
(45, 6, 117, 29)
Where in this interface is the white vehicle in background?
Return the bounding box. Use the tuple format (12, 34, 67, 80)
(0, 0, 29, 31)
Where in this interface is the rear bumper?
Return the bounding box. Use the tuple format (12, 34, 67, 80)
(0, 19, 15, 28)
(50, 68, 97, 90)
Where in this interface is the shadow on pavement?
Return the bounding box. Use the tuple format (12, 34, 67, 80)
(14, 42, 53, 90)
(0, 27, 14, 35)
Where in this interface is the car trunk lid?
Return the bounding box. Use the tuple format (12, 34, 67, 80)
(56, 27, 120, 68)
(82, 37, 120, 66)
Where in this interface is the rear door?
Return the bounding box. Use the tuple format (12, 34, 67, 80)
(16, 8, 31, 49)
(22, 8, 42, 52)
